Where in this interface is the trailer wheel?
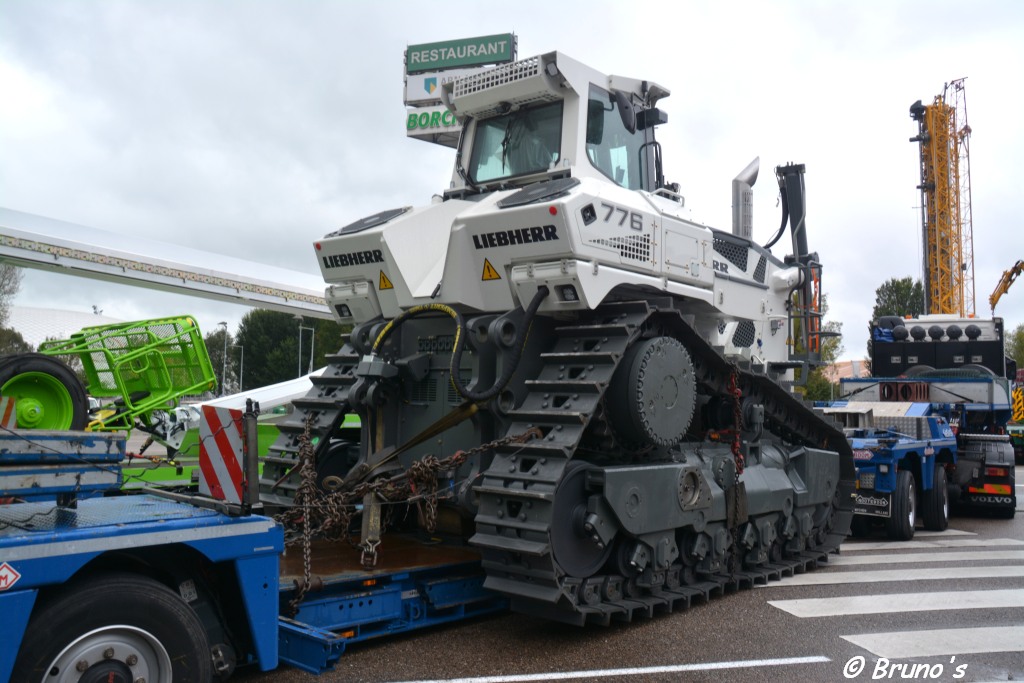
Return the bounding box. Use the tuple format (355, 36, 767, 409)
(886, 470, 916, 541)
(0, 353, 88, 430)
(12, 572, 212, 683)
(921, 464, 949, 531)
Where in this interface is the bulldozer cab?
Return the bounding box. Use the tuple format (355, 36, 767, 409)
(443, 52, 669, 195)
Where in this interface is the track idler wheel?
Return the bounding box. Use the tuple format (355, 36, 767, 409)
(608, 337, 696, 448)
(551, 461, 614, 578)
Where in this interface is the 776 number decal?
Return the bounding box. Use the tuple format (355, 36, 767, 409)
(601, 202, 643, 231)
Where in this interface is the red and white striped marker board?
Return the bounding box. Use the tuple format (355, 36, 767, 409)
(198, 405, 245, 503)
(0, 397, 16, 429)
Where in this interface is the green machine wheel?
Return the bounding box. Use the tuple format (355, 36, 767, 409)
(0, 353, 89, 430)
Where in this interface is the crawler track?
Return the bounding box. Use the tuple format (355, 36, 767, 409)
(259, 346, 360, 508)
(471, 300, 855, 623)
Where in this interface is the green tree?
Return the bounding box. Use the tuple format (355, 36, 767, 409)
(203, 325, 236, 396)
(872, 276, 925, 320)
(310, 317, 351, 368)
(0, 327, 31, 355)
(0, 264, 24, 352)
(234, 311, 309, 390)
(802, 368, 835, 402)
(792, 293, 844, 402)
(0, 264, 22, 328)
(800, 319, 844, 402)
(866, 276, 925, 370)
(1007, 322, 1024, 372)
(222, 311, 353, 393)
(37, 335, 87, 385)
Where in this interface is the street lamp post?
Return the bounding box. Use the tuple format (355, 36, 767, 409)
(233, 344, 244, 392)
(218, 321, 228, 397)
(297, 321, 315, 378)
(308, 329, 315, 374)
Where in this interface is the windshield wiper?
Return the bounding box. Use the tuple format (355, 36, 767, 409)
(455, 115, 478, 192)
(500, 110, 527, 173)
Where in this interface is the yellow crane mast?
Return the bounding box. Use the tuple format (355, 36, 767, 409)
(910, 77, 976, 317)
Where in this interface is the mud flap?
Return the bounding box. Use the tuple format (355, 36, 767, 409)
(854, 491, 892, 518)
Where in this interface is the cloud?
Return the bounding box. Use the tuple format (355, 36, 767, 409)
(1, 0, 1022, 358)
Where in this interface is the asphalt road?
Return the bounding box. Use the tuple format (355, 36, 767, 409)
(236, 469, 1024, 683)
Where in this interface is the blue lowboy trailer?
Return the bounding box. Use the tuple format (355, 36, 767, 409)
(0, 429, 504, 682)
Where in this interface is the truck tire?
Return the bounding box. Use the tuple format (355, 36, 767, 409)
(921, 464, 949, 531)
(886, 470, 916, 541)
(12, 572, 212, 683)
(0, 353, 88, 430)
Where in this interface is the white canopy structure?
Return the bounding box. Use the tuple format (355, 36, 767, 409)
(0, 207, 331, 319)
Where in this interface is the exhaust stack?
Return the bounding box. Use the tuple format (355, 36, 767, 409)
(731, 157, 759, 240)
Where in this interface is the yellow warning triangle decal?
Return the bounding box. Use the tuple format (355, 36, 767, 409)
(379, 270, 394, 290)
(481, 259, 501, 281)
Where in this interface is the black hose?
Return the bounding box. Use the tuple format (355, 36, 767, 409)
(764, 189, 788, 250)
(451, 286, 549, 402)
(371, 302, 464, 355)
(370, 286, 550, 404)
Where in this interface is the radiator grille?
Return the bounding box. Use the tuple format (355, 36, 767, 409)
(589, 234, 652, 262)
(732, 321, 756, 348)
(713, 238, 748, 271)
(753, 255, 767, 283)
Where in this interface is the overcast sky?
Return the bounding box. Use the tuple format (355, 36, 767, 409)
(1, 1, 1022, 361)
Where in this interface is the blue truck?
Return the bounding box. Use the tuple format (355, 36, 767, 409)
(826, 315, 1018, 539)
(0, 421, 504, 682)
(823, 403, 958, 540)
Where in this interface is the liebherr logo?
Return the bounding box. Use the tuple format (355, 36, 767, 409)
(472, 225, 559, 250)
(322, 249, 385, 269)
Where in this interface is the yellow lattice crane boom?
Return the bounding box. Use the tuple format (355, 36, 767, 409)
(909, 78, 975, 317)
(990, 259, 1024, 312)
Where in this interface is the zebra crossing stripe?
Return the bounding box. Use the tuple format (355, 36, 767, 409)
(389, 656, 832, 683)
(769, 588, 1024, 617)
(766, 564, 1024, 586)
(842, 537, 1024, 552)
(842, 626, 1024, 659)
(828, 550, 1024, 566)
(912, 529, 976, 537)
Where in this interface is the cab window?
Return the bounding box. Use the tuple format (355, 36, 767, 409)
(586, 85, 645, 190)
(469, 101, 563, 183)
